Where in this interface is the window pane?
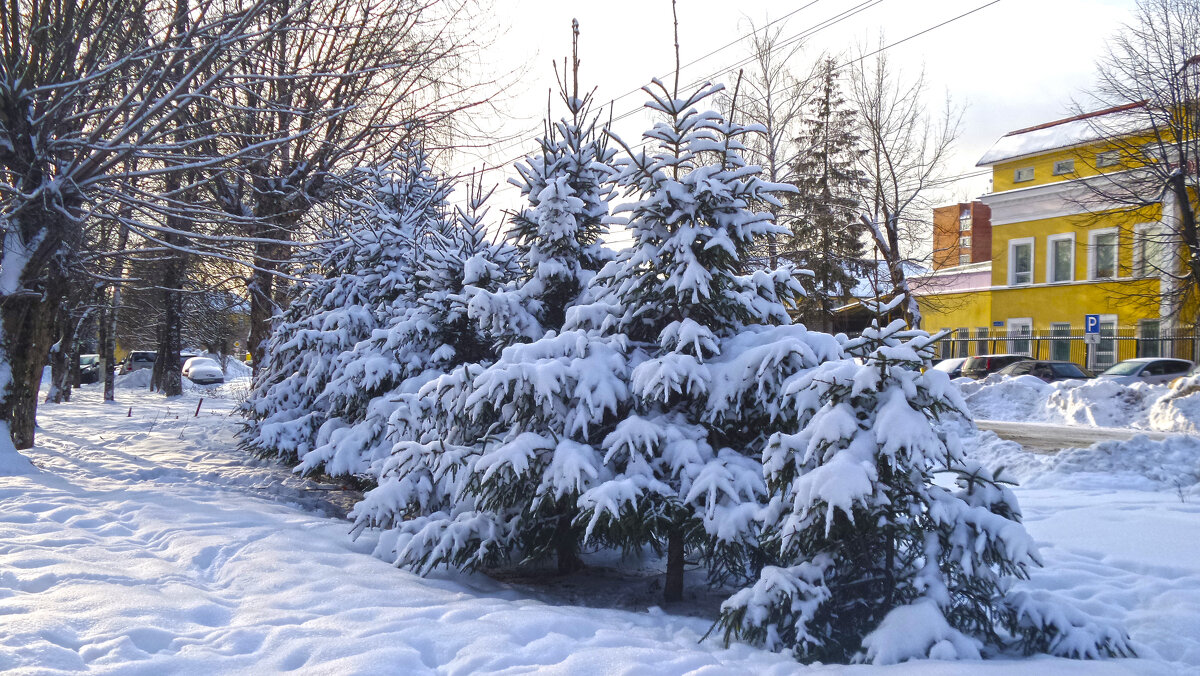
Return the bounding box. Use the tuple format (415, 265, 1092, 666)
(1050, 322, 1071, 362)
(1096, 320, 1117, 370)
(1095, 233, 1117, 278)
(1139, 320, 1161, 358)
(1014, 243, 1032, 284)
(1053, 239, 1072, 282)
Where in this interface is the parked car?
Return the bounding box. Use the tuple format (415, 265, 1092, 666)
(118, 351, 156, 374)
(1098, 358, 1193, 385)
(79, 354, 100, 384)
(995, 359, 1094, 382)
(182, 356, 224, 385)
(930, 357, 966, 379)
(961, 354, 1028, 380)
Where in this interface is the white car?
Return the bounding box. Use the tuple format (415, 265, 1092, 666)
(1098, 357, 1193, 385)
(182, 357, 225, 385)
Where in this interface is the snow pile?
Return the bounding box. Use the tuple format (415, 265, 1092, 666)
(1148, 388, 1200, 436)
(222, 358, 251, 379)
(956, 374, 1053, 421)
(115, 369, 153, 389)
(965, 428, 1200, 495)
(957, 376, 1174, 430)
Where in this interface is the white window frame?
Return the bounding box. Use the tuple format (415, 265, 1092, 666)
(1133, 222, 1170, 278)
(1052, 159, 1075, 175)
(1013, 167, 1035, 183)
(1046, 232, 1075, 283)
(1097, 150, 1120, 168)
(958, 254, 971, 265)
(1087, 227, 1119, 280)
(1008, 318, 1033, 356)
(959, 235, 971, 247)
(1008, 237, 1035, 286)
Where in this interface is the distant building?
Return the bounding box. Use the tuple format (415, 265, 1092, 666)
(916, 103, 1194, 369)
(931, 201, 991, 270)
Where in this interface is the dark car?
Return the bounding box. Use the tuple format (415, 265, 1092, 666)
(995, 359, 1094, 382)
(961, 354, 1028, 380)
(79, 354, 100, 384)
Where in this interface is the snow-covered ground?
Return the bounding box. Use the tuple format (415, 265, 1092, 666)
(958, 374, 1200, 434)
(0, 382, 1197, 673)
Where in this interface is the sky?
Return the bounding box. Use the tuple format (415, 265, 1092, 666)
(459, 0, 1138, 222)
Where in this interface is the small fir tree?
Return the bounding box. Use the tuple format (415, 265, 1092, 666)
(239, 158, 425, 464)
(715, 310, 1135, 663)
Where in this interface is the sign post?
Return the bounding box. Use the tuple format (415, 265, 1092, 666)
(1083, 314, 1101, 371)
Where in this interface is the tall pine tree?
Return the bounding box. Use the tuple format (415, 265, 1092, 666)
(783, 57, 867, 332)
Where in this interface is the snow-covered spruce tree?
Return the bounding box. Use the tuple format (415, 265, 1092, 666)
(468, 29, 615, 348)
(346, 184, 526, 566)
(293, 147, 462, 480)
(783, 56, 868, 333)
(417, 36, 629, 574)
(240, 150, 434, 464)
(563, 79, 809, 602)
(715, 313, 1135, 664)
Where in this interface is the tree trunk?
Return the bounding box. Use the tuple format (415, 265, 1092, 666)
(554, 511, 583, 575)
(100, 303, 116, 401)
(46, 303, 76, 404)
(103, 225, 130, 402)
(0, 291, 58, 449)
(664, 528, 685, 603)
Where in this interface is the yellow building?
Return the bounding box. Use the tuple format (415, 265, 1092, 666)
(918, 104, 1193, 370)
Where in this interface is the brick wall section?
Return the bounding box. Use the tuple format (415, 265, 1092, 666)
(932, 201, 991, 270)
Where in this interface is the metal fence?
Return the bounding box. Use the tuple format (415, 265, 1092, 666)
(932, 326, 1199, 372)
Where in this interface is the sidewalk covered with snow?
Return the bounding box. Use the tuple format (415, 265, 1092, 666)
(0, 384, 1196, 674)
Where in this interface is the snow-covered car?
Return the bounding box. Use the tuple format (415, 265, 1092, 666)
(930, 357, 966, 378)
(181, 357, 224, 385)
(995, 359, 1093, 383)
(1099, 357, 1193, 385)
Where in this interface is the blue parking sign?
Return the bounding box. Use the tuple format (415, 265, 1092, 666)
(1084, 314, 1101, 334)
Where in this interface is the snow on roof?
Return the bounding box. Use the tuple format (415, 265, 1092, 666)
(977, 102, 1147, 166)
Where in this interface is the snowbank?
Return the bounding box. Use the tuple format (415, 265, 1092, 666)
(965, 427, 1200, 495)
(957, 375, 1181, 432)
(115, 368, 153, 389)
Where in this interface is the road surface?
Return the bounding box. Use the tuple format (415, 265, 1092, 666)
(975, 419, 1175, 452)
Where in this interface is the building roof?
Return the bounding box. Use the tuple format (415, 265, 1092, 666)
(976, 101, 1147, 166)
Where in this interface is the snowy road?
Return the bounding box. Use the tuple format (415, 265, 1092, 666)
(0, 383, 1195, 674)
(976, 419, 1176, 452)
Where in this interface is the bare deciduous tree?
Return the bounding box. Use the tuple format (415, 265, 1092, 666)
(0, 0, 286, 450)
(1069, 0, 1200, 337)
(722, 18, 815, 267)
(849, 42, 960, 329)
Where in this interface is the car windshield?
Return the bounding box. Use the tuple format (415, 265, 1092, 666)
(1051, 363, 1089, 378)
(80, 356, 98, 366)
(1101, 362, 1144, 376)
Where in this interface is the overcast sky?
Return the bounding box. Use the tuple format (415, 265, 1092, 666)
(464, 0, 1137, 214)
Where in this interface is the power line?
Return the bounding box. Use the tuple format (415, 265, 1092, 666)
(451, 0, 1003, 183)
(449, 0, 870, 178)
